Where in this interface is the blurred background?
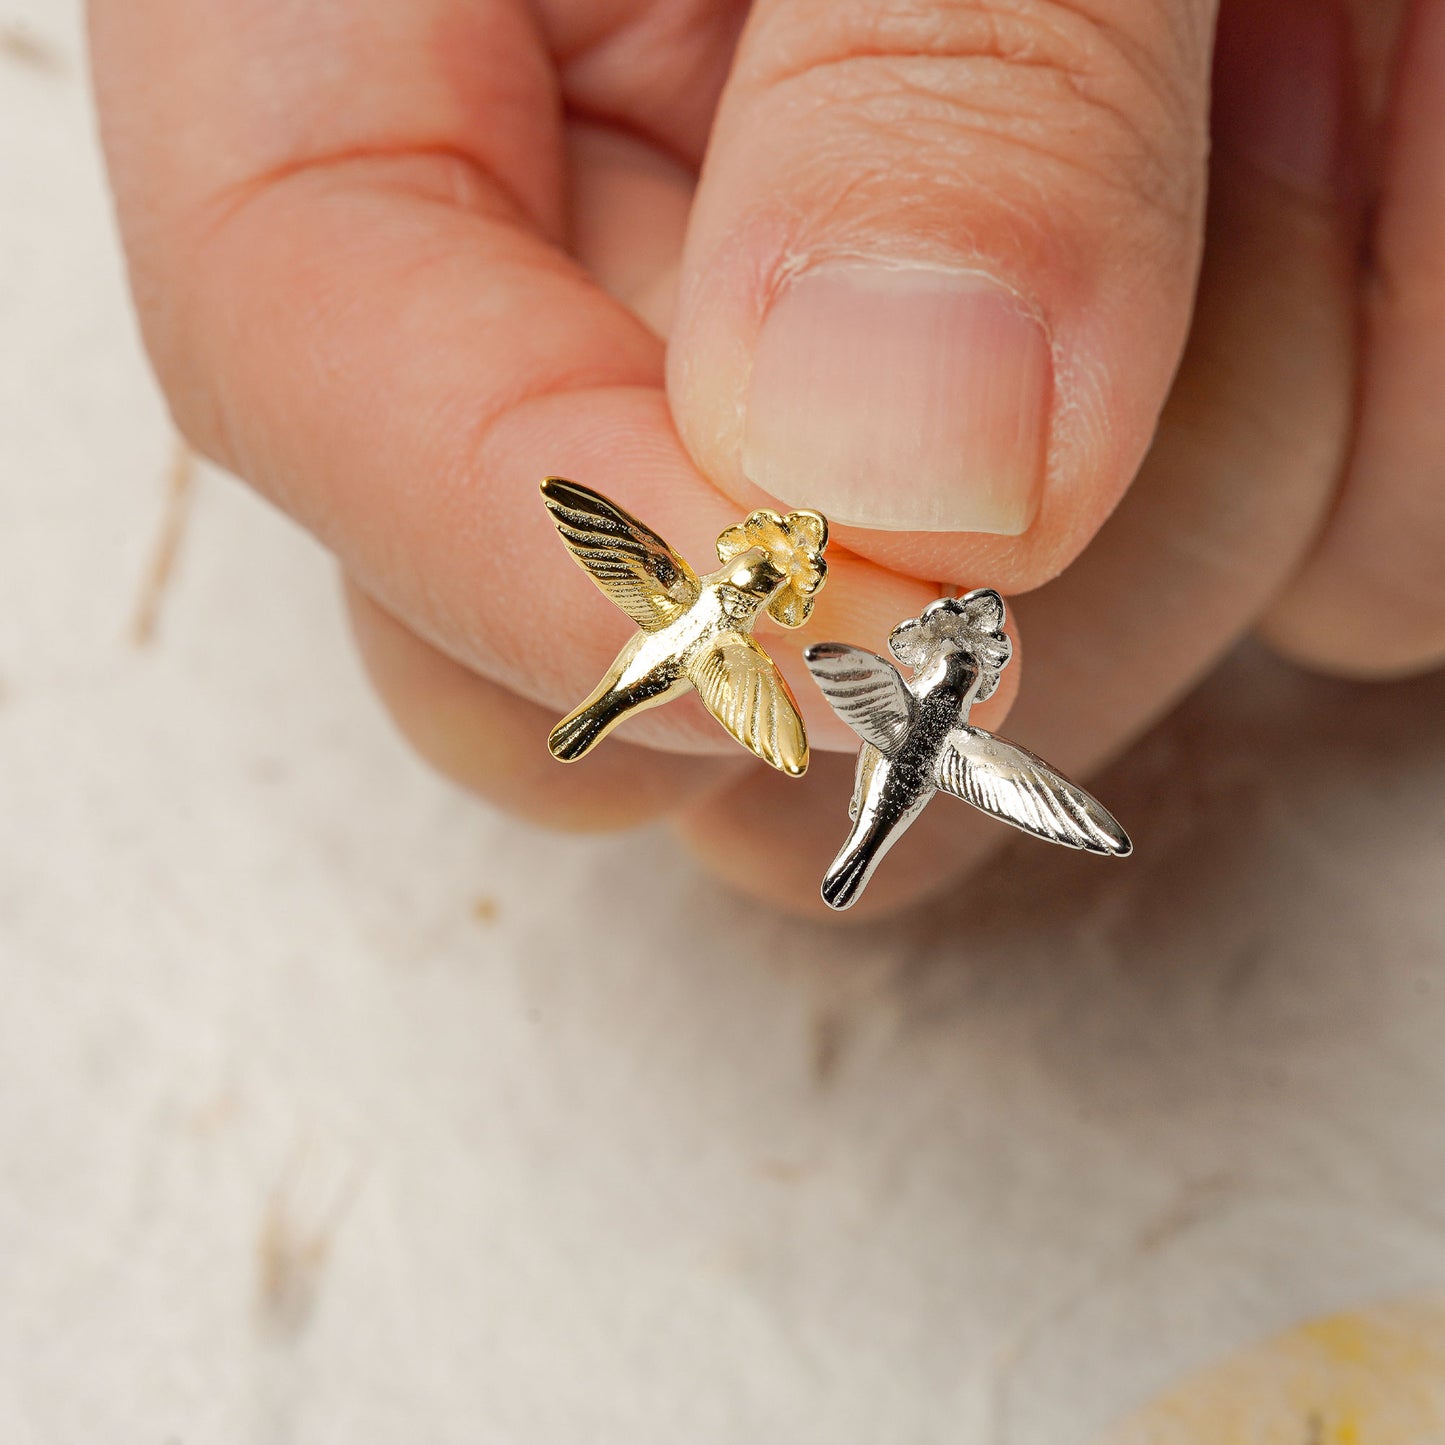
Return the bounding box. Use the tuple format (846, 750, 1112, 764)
(4, 3, 1445, 1441)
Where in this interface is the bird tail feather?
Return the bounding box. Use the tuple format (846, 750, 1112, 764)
(821, 849, 872, 911)
(548, 696, 625, 762)
(821, 826, 888, 912)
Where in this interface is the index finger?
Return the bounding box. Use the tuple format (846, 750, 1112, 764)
(88, 0, 935, 756)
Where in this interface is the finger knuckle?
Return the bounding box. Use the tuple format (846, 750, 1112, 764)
(745, 0, 1208, 239)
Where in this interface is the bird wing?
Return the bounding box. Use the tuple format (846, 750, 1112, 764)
(541, 478, 699, 632)
(803, 643, 914, 754)
(687, 634, 809, 776)
(935, 726, 1132, 855)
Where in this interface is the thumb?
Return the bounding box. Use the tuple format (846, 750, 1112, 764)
(668, 0, 1215, 588)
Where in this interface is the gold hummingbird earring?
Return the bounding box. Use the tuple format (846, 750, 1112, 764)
(804, 589, 1132, 910)
(540, 478, 828, 776)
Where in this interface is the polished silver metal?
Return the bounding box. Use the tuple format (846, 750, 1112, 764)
(805, 590, 1132, 911)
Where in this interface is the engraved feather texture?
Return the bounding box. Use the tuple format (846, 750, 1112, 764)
(541, 477, 699, 633)
(687, 635, 808, 777)
(935, 729, 1133, 855)
(803, 643, 913, 754)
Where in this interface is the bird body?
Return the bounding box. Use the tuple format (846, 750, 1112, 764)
(548, 565, 777, 762)
(819, 648, 980, 909)
(807, 592, 1131, 911)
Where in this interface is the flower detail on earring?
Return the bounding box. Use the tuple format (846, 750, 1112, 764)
(886, 591, 1012, 700)
(714, 508, 829, 630)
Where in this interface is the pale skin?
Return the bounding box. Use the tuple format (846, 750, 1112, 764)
(90, 0, 1445, 917)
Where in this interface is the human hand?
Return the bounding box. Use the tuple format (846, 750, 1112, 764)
(90, 0, 1445, 917)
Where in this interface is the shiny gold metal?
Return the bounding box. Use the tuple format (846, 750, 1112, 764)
(540, 478, 829, 775)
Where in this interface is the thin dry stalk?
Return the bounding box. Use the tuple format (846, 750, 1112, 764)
(131, 440, 197, 647)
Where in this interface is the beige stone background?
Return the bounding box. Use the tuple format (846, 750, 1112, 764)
(3, 4, 1445, 1441)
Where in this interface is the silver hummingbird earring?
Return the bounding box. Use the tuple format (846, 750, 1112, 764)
(804, 589, 1132, 911)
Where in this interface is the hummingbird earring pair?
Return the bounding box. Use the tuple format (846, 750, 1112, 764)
(540, 478, 1130, 910)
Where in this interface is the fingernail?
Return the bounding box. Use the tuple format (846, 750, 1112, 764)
(742, 265, 1051, 535)
(1212, 0, 1352, 196)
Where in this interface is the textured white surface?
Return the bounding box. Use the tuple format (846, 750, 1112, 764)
(4, 5, 1445, 1442)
